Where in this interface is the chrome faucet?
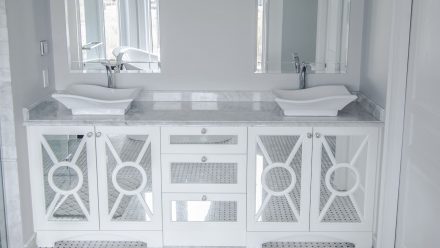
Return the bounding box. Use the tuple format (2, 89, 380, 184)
(299, 62, 309, 89)
(293, 53, 309, 89)
(102, 61, 123, 88)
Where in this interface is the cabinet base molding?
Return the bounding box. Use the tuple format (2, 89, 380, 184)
(246, 231, 373, 248)
(35, 230, 163, 247)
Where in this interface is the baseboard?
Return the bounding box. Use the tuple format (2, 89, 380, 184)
(24, 233, 37, 248)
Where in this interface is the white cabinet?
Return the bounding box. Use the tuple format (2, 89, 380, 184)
(95, 126, 162, 230)
(247, 127, 313, 231)
(27, 126, 100, 230)
(247, 126, 380, 248)
(310, 127, 379, 232)
(28, 124, 380, 248)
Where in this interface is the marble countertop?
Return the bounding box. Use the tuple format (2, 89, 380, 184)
(24, 99, 383, 127)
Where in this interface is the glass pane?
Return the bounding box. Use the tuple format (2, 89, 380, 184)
(171, 200, 237, 222)
(170, 135, 238, 145)
(319, 135, 368, 223)
(42, 135, 90, 221)
(255, 135, 302, 223)
(105, 135, 153, 222)
(170, 162, 237, 184)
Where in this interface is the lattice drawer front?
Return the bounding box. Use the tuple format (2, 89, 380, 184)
(40, 134, 93, 222)
(163, 193, 246, 225)
(248, 128, 313, 231)
(310, 128, 379, 231)
(161, 127, 247, 154)
(162, 155, 247, 193)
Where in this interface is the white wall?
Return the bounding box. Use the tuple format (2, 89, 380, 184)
(50, 0, 365, 92)
(5, 0, 54, 244)
(359, 0, 393, 108)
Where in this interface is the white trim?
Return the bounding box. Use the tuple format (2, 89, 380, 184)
(24, 233, 37, 248)
(375, 0, 413, 247)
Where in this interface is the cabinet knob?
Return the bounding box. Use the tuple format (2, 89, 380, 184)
(87, 132, 94, 138)
(202, 195, 207, 201)
(315, 133, 321, 138)
(201, 156, 208, 163)
(95, 132, 102, 138)
(201, 128, 207, 134)
(307, 133, 313, 139)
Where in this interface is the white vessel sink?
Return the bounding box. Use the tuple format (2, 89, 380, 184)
(52, 84, 141, 115)
(274, 85, 358, 116)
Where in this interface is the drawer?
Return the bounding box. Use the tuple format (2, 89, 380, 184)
(162, 155, 247, 193)
(162, 193, 246, 246)
(161, 127, 247, 154)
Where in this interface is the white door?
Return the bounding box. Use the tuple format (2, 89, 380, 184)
(310, 127, 379, 232)
(395, 0, 440, 246)
(95, 126, 162, 230)
(247, 127, 313, 231)
(27, 126, 99, 230)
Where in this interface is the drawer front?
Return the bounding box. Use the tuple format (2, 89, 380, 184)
(162, 193, 246, 245)
(161, 127, 247, 154)
(162, 155, 247, 193)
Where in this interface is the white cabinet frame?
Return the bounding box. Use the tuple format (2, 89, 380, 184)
(247, 127, 313, 232)
(161, 126, 247, 154)
(95, 126, 162, 230)
(27, 126, 100, 231)
(162, 154, 247, 193)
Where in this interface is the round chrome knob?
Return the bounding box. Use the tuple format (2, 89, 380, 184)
(87, 132, 94, 138)
(307, 133, 313, 139)
(95, 132, 102, 138)
(315, 133, 321, 139)
(201, 128, 207, 134)
(202, 195, 207, 201)
(201, 156, 208, 163)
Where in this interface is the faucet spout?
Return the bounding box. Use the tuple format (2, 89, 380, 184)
(105, 64, 115, 88)
(299, 62, 308, 89)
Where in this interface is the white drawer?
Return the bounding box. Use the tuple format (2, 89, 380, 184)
(162, 154, 247, 193)
(162, 193, 246, 246)
(161, 127, 247, 154)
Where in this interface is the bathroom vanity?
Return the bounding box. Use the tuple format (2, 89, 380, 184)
(24, 98, 382, 248)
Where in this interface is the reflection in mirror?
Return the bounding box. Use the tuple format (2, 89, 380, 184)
(256, 0, 350, 74)
(65, 0, 160, 73)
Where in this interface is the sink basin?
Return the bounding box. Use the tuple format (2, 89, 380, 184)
(52, 84, 141, 115)
(274, 85, 358, 116)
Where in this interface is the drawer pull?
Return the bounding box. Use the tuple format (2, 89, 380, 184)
(315, 133, 322, 139)
(87, 132, 94, 138)
(95, 132, 102, 138)
(201, 128, 207, 134)
(201, 156, 208, 163)
(202, 195, 207, 201)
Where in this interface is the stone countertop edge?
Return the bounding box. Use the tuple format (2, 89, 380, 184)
(23, 99, 384, 127)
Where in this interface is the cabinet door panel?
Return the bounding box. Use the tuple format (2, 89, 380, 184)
(310, 127, 379, 232)
(95, 126, 162, 230)
(247, 127, 313, 231)
(27, 126, 99, 230)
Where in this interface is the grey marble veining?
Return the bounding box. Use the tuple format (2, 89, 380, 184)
(25, 99, 382, 127)
(357, 93, 385, 121)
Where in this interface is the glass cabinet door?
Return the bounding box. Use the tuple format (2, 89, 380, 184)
(28, 126, 99, 230)
(310, 127, 379, 232)
(95, 126, 162, 230)
(247, 127, 313, 231)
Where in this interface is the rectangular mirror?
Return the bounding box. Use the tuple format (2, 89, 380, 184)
(256, 0, 351, 74)
(65, 0, 160, 73)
